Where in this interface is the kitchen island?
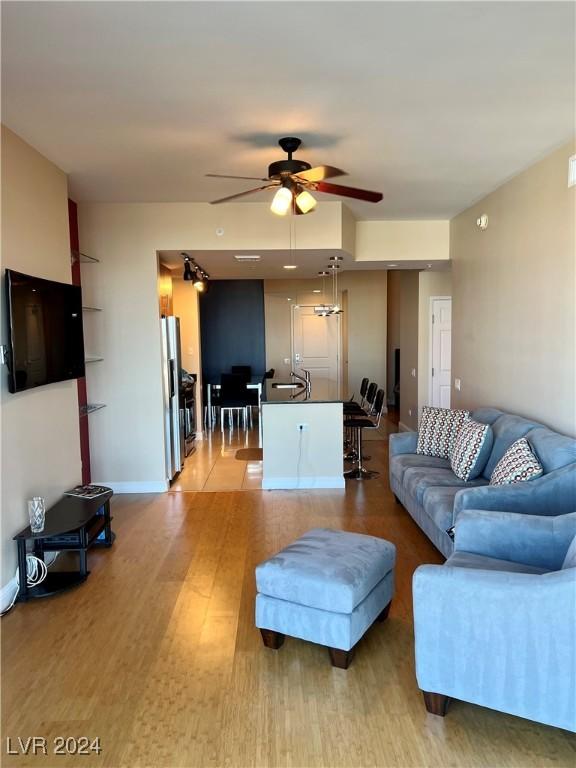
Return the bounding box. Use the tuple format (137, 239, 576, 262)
(261, 378, 344, 490)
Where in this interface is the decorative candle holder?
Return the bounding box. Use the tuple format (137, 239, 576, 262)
(28, 497, 46, 533)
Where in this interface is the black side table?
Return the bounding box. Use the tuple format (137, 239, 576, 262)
(13, 490, 114, 601)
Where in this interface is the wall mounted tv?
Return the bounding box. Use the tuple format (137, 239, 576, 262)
(5, 269, 85, 393)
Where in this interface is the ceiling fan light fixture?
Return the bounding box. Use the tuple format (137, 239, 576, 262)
(270, 185, 293, 216)
(295, 188, 317, 214)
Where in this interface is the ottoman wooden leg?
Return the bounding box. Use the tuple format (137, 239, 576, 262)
(376, 600, 392, 622)
(328, 646, 355, 669)
(260, 629, 285, 650)
(423, 691, 451, 716)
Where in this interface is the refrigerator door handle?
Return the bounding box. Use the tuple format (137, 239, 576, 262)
(169, 359, 175, 399)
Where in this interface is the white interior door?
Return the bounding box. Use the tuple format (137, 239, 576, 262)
(430, 297, 452, 408)
(291, 305, 340, 398)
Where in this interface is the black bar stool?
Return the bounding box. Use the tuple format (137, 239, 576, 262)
(344, 382, 378, 460)
(344, 388, 385, 480)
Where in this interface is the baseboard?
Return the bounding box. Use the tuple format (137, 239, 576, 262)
(262, 476, 346, 490)
(398, 421, 412, 433)
(93, 480, 169, 494)
(0, 574, 19, 614)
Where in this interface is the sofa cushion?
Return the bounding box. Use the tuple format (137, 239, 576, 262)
(390, 453, 450, 486)
(422, 486, 467, 532)
(482, 414, 542, 479)
(404, 467, 486, 506)
(562, 535, 576, 570)
(450, 418, 493, 481)
(255, 528, 396, 614)
(525, 427, 576, 474)
(416, 407, 470, 459)
(490, 437, 544, 486)
(446, 551, 548, 575)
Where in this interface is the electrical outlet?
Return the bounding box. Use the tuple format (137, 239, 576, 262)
(408, 408, 412, 417)
(0, 345, 7, 365)
(283, 358, 290, 365)
(296, 423, 308, 431)
(411, 368, 416, 378)
(455, 378, 461, 391)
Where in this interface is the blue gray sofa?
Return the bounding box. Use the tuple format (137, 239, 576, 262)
(389, 408, 576, 557)
(413, 510, 576, 731)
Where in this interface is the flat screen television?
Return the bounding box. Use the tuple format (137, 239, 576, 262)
(5, 269, 85, 393)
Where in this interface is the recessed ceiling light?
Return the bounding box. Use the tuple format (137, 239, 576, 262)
(283, 265, 298, 270)
(427, 264, 432, 268)
(387, 263, 398, 267)
(312, 289, 321, 293)
(287, 297, 292, 301)
(234, 254, 261, 262)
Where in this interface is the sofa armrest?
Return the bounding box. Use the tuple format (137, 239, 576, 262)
(453, 463, 576, 520)
(389, 431, 418, 456)
(454, 510, 576, 571)
(412, 564, 576, 731)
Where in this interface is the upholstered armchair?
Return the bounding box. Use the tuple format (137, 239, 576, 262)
(413, 510, 576, 732)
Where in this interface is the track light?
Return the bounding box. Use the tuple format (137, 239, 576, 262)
(270, 185, 293, 216)
(183, 259, 194, 281)
(295, 188, 317, 214)
(181, 253, 210, 292)
(193, 273, 208, 293)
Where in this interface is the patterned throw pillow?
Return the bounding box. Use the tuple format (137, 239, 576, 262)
(450, 418, 493, 481)
(489, 438, 544, 486)
(416, 407, 470, 459)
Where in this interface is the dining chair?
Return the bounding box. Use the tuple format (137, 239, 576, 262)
(219, 373, 249, 431)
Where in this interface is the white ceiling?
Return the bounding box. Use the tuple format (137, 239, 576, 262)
(159, 249, 448, 279)
(2, 2, 574, 219)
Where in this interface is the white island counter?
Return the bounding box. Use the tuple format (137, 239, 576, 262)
(261, 380, 344, 490)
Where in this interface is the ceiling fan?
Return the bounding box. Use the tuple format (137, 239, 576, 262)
(206, 137, 383, 215)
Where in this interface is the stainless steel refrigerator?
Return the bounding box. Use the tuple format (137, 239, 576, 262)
(161, 316, 185, 481)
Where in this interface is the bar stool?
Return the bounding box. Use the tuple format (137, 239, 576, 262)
(344, 388, 385, 480)
(344, 382, 378, 461)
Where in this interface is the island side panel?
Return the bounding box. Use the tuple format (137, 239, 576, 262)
(261, 402, 344, 489)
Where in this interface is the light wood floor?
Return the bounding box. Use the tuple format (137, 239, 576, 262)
(2, 421, 575, 767)
(171, 427, 263, 492)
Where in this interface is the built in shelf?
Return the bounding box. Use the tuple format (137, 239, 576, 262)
(85, 355, 104, 363)
(71, 250, 99, 264)
(80, 403, 106, 416)
(82, 306, 102, 312)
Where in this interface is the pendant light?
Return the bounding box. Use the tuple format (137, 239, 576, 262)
(329, 256, 343, 314)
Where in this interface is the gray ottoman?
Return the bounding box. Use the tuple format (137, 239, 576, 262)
(255, 528, 396, 668)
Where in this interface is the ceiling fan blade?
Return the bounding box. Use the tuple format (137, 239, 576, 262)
(206, 173, 270, 181)
(315, 181, 383, 203)
(210, 183, 278, 205)
(295, 165, 346, 183)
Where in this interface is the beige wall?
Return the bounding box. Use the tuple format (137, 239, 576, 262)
(418, 270, 452, 414)
(451, 142, 575, 436)
(263, 271, 388, 400)
(1, 126, 81, 589)
(355, 220, 450, 263)
(399, 271, 419, 430)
